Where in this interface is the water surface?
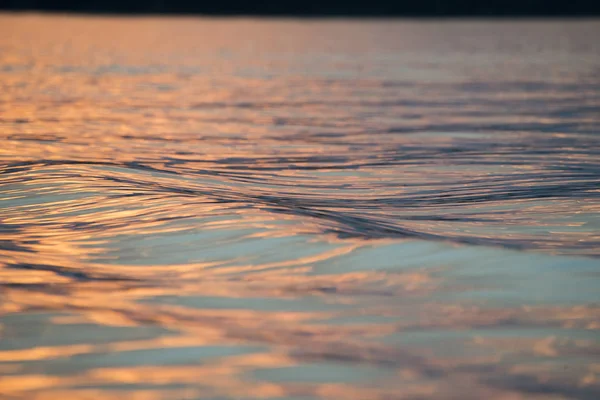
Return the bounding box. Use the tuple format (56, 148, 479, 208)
(1, 14, 599, 400)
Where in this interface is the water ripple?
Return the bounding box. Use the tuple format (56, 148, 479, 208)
(1, 15, 599, 400)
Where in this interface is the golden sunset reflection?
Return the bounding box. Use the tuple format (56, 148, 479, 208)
(1, 14, 600, 400)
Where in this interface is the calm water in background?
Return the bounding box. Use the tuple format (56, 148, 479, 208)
(1, 14, 599, 399)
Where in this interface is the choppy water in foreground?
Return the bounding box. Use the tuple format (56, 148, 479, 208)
(1, 14, 600, 400)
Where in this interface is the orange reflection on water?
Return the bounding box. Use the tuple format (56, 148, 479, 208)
(1, 13, 600, 400)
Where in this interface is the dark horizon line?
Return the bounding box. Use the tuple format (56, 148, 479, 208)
(3, 0, 600, 17)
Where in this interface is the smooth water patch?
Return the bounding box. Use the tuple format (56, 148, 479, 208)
(253, 363, 393, 384)
(0, 313, 173, 351)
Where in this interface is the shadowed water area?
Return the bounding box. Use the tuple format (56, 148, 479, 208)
(1, 14, 599, 399)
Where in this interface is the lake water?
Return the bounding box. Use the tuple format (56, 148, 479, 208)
(1, 14, 599, 400)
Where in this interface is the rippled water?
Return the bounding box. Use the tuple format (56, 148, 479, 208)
(1, 14, 600, 399)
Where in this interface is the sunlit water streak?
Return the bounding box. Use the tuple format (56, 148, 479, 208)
(0, 14, 599, 400)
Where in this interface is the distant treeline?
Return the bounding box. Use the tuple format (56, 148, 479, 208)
(1, 0, 599, 16)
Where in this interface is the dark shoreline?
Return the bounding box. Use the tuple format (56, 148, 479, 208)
(3, 0, 600, 18)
